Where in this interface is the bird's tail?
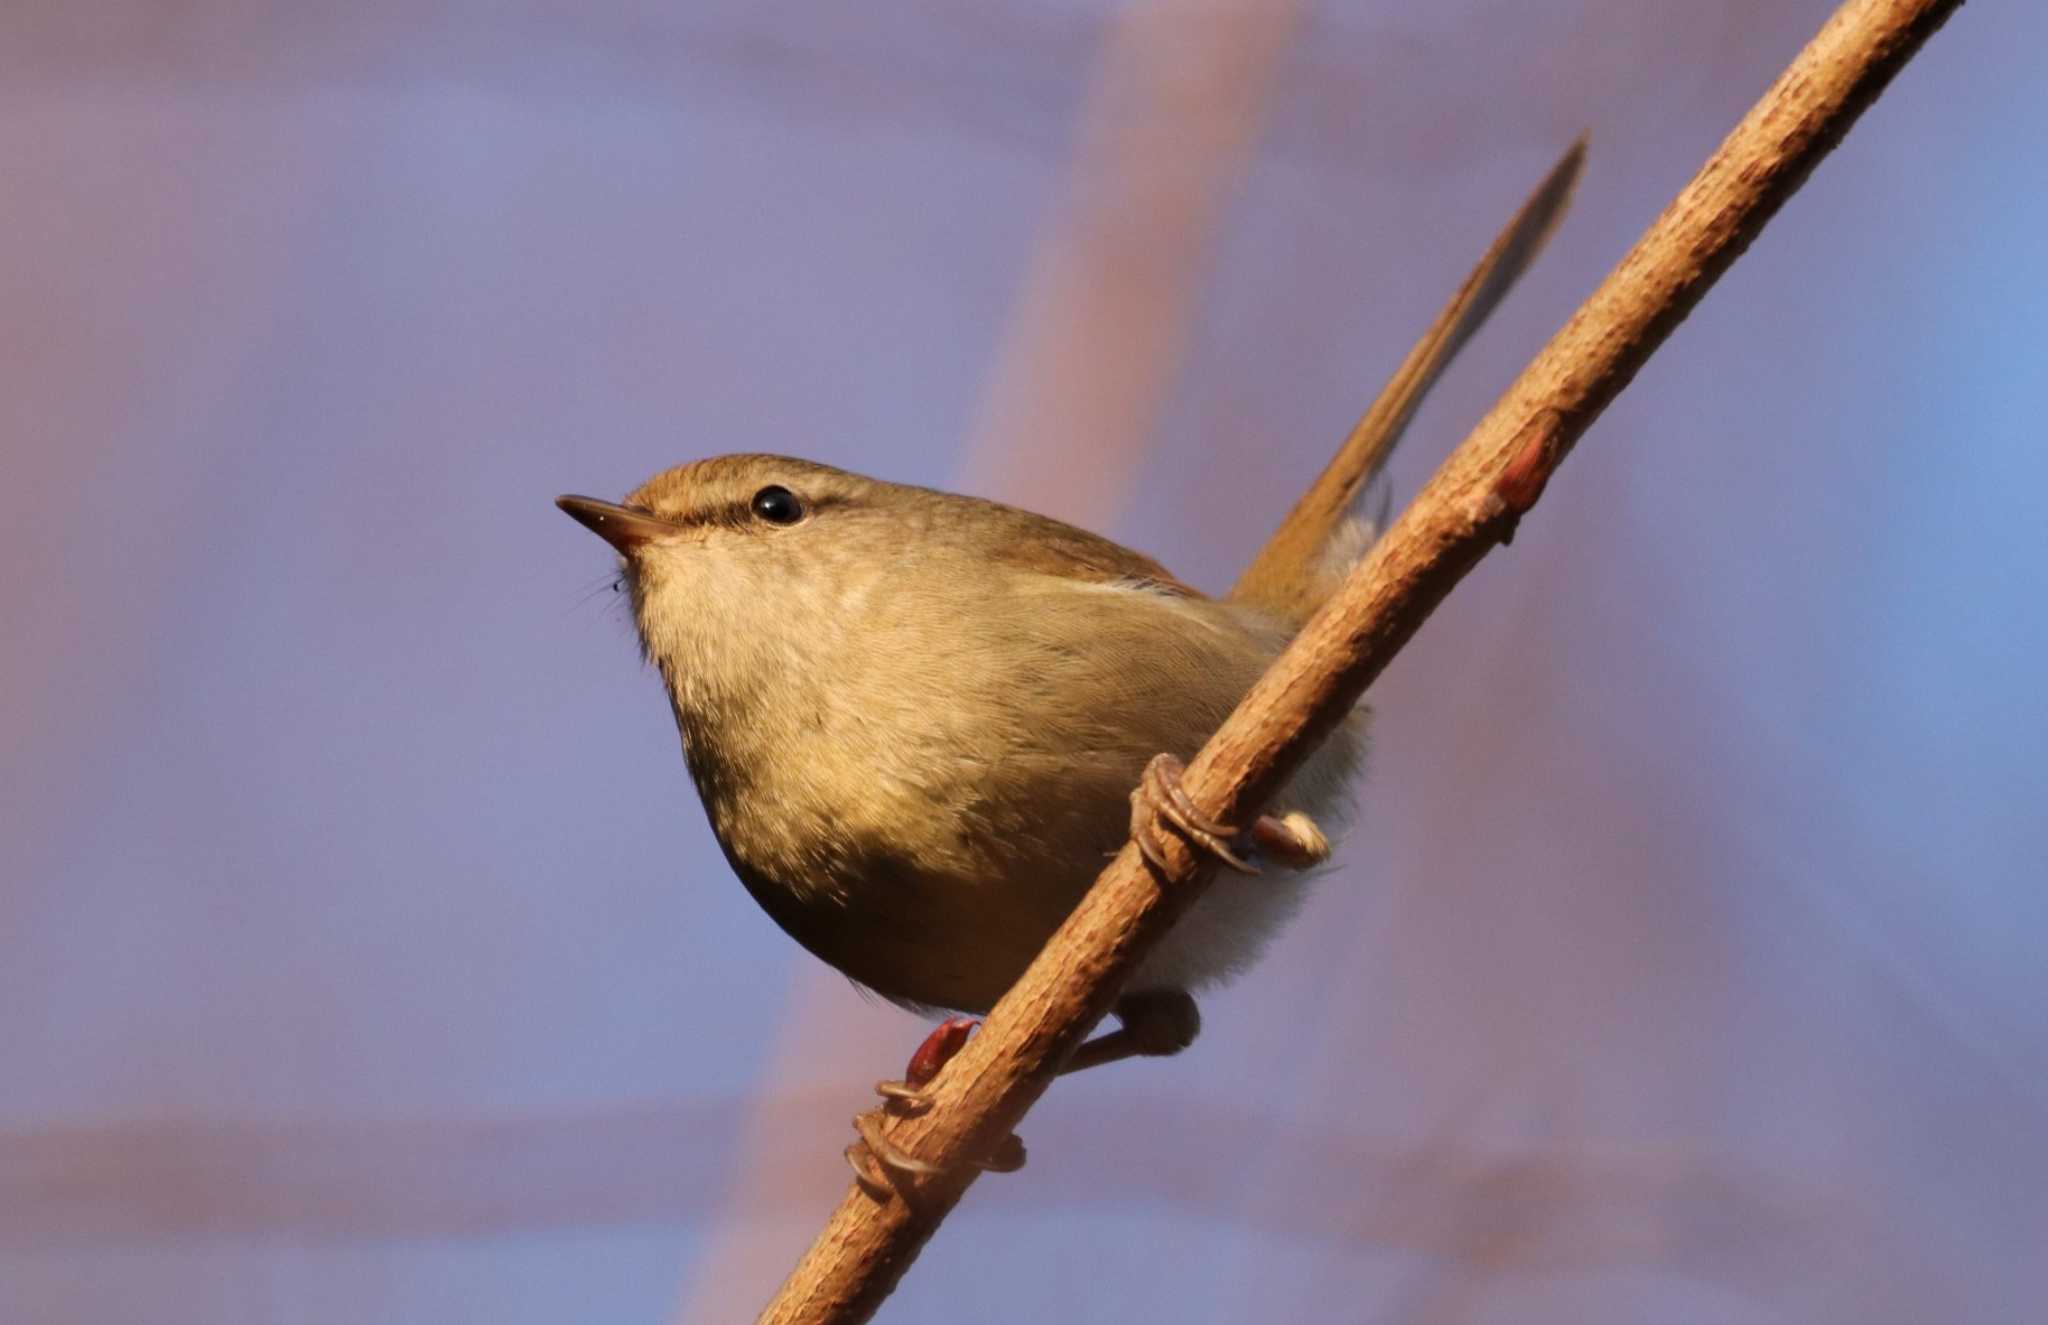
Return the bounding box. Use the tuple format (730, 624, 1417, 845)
(1228, 138, 1585, 626)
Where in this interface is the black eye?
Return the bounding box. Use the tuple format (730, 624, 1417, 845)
(749, 485, 804, 525)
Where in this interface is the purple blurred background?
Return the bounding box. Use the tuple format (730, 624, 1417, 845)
(3, 2, 2043, 1321)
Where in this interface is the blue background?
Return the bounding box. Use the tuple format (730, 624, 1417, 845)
(3, 2, 2042, 1320)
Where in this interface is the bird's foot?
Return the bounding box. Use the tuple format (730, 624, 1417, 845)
(1130, 753, 1331, 873)
(1130, 753, 1259, 873)
(844, 1113, 1027, 1194)
(847, 987, 1212, 1192)
(846, 1016, 1027, 1196)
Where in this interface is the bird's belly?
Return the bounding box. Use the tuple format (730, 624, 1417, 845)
(714, 764, 1337, 1015)
(729, 845, 1086, 1014)
(690, 628, 1367, 1014)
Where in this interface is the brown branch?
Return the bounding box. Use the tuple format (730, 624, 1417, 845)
(755, 1, 1964, 1320)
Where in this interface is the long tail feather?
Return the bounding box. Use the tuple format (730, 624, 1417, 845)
(1231, 137, 1586, 621)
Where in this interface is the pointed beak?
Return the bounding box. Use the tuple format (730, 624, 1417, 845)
(555, 495, 675, 553)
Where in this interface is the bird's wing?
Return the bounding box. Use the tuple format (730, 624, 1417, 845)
(988, 507, 1206, 600)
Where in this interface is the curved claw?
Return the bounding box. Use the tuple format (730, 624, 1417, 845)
(873, 1079, 933, 1110)
(854, 1111, 942, 1178)
(845, 1139, 891, 1193)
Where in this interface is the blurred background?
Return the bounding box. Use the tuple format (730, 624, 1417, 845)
(3, 1, 2042, 1321)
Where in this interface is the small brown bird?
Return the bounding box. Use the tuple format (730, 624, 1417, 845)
(561, 456, 1363, 1006)
(558, 142, 1581, 1183)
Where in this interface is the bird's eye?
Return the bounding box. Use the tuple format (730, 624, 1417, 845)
(749, 485, 804, 525)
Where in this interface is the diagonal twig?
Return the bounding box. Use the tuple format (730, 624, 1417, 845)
(755, 1, 1965, 1320)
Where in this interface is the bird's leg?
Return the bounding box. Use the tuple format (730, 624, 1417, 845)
(1130, 752, 1331, 873)
(872, 1015, 977, 1110)
(1063, 989, 1202, 1074)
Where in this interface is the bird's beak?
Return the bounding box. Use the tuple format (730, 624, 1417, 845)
(555, 495, 675, 553)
